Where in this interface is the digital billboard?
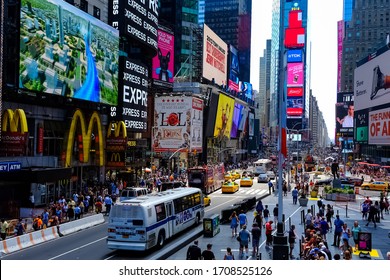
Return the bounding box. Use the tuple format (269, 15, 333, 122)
(203, 24, 228, 86)
(152, 27, 174, 88)
(287, 87, 303, 97)
(284, 27, 305, 48)
(337, 20, 344, 93)
(153, 96, 203, 152)
(213, 94, 234, 140)
(336, 101, 354, 135)
(19, 0, 119, 105)
(287, 50, 303, 63)
(231, 103, 242, 138)
(368, 107, 390, 145)
(287, 63, 304, 87)
(239, 81, 253, 101)
(228, 45, 240, 92)
(354, 47, 390, 111)
(248, 112, 254, 137)
(287, 96, 303, 117)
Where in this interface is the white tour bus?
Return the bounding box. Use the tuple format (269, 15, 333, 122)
(253, 159, 273, 175)
(107, 187, 205, 251)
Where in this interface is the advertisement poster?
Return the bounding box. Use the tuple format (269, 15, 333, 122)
(336, 101, 354, 135)
(231, 103, 242, 138)
(203, 24, 228, 86)
(287, 87, 303, 97)
(153, 97, 203, 152)
(248, 112, 254, 137)
(19, 0, 119, 105)
(213, 94, 235, 140)
(228, 45, 240, 92)
(287, 63, 304, 87)
(152, 28, 174, 87)
(287, 96, 303, 117)
(369, 107, 390, 145)
(354, 48, 390, 111)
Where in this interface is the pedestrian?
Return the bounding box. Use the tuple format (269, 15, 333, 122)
(15, 218, 25, 236)
(288, 224, 298, 259)
(282, 181, 288, 196)
(273, 204, 279, 224)
(238, 225, 251, 259)
(67, 205, 75, 221)
(229, 211, 239, 237)
(319, 216, 329, 241)
(366, 202, 378, 228)
(268, 179, 273, 194)
(263, 205, 270, 226)
(104, 195, 113, 216)
(325, 204, 334, 231)
(224, 247, 235, 260)
(361, 201, 369, 220)
(1, 218, 9, 240)
(238, 210, 247, 229)
(253, 210, 263, 228)
(74, 204, 81, 220)
(251, 222, 261, 257)
(292, 187, 298, 205)
(305, 209, 313, 228)
(340, 223, 352, 251)
(332, 214, 344, 247)
(331, 160, 339, 179)
(186, 240, 201, 260)
(265, 220, 273, 247)
(42, 208, 49, 229)
(351, 220, 361, 252)
(255, 200, 264, 215)
(201, 243, 215, 260)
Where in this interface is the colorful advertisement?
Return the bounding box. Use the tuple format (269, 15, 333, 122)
(231, 103, 242, 138)
(228, 45, 240, 92)
(355, 109, 369, 143)
(369, 107, 390, 145)
(284, 27, 305, 48)
(153, 97, 203, 152)
(287, 87, 303, 97)
(354, 47, 390, 111)
(336, 101, 354, 135)
(287, 63, 304, 87)
(287, 97, 303, 117)
(19, 0, 119, 105)
(248, 112, 254, 137)
(203, 24, 228, 86)
(213, 94, 235, 140)
(152, 27, 175, 88)
(287, 50, 303, 63)
(337, 20, 344, 93)
(238, 106, 249, 131)
(239, 82, 253, 101)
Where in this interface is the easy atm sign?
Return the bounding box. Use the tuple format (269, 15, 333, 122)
(287, 50, 303, 63)
(0, 161, 22, 172)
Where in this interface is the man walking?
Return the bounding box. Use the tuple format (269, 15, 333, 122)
(201, 243, 216, 260)
(251, 222, 261, 257)
(187, 240, 201, 260)
(292, 187, 298, 205)
(332, 215, 344, 247)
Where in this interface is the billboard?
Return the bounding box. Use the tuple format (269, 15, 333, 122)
(152, 27, 174, 88)
(336, 101, 354, 135)
(248, 112, 254, 137)
(368, 107, 390, 145)
(203, 24, 228, 86)
(239, 81, 254, 101)
(287, 63, 304, 87)
(213, 94, 235, 140)
(287, 50, 303, 63)
(337, 20, 344, 93)
(284, 27, 305, 48)
(231, 103, 242, 138)
(354, 47, 390, 111)
(19, 0, 119, 105)
(355, 109, 369, 143)
(153, 97, 203, 152)
(0, 109, 29, 156)
(287, 96, 303, 117)
(228, 45, 240, 92)
(287, 87, 303, 97)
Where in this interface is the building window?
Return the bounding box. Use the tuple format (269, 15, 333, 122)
(93, 6, 100, 19)
(80, 0, 88, 13)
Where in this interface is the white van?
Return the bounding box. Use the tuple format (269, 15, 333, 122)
(119, 187, 148, 201)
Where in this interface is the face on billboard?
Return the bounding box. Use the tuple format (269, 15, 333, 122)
(287, 63, 304, 87)
(336, 102, 354, 135)
(19, 0, 119, 105)
(354, 48, 390, 111)
(203, 24, 228, 86)
(214, 94, 235, 140)
(152, 29, 174, 84)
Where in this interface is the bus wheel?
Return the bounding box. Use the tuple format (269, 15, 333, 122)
(157, 231, 165, 248)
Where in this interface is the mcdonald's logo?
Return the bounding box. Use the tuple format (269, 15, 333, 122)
(107, 121, 127, 138)
(106, 151, 125, 167)
(111, 152, 121, 162)
(65, 109, 104, 167)
(2, 109, 28, 133)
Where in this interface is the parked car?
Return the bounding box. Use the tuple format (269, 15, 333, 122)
(204, 195, 211, 207)
(266, 170, 276, 180)
(340, 176, 363, 186)
(361, 181, 390, 191)
(258, 173, 269, 183)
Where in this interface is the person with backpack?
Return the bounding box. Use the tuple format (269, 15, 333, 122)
(15, 218, 25, 236)
(186, 240, 201, 260)
(263, 205, 270, 227)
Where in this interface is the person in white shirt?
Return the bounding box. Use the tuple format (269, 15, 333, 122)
(337, 104, 354, 128)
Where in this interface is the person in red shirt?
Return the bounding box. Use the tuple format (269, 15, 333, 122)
(265, 221, 273, 247)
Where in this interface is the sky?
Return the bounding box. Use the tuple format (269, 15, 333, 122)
(250, 0, 343, 140)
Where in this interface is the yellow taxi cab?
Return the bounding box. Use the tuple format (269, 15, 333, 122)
(361, 181, 390, 191)
(203, 195, 211, 207)
(222, 180, 239, 193)
(224, 172, 234, 181)
(240, 176, 253, 187)
(231, 171, 241, 180)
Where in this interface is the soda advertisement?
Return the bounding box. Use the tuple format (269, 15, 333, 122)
(153, 97, 203, 152)
(19, 0, 119, 105)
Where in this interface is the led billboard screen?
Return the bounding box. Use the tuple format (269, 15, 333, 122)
(228, 45, 240, 92)
(354, 47, 390, 111)
(287, 96, 303, 117)
(287, 50, 303, 63)
(336, 101, 354, 135)
(287, 87, 303, 97)
(213, 94, 234, 140)
(203, 24, 228, 86)
(152, 27, 174, 88)
(231, 103, 242, 138)
(369, 107, 390, 145)
(284, 27, 305, 48)
(287, 63, 304, 87)
(19, 0, 119, 105)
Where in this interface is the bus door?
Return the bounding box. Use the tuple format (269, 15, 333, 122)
(165, 202, 174, 237)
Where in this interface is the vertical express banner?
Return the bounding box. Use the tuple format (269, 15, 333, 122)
(121, 58, 149, 132)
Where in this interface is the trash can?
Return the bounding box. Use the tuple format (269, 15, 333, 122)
(203, 214, 220, 237)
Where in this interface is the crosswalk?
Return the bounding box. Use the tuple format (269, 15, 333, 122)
(213, 188, 268, 196)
